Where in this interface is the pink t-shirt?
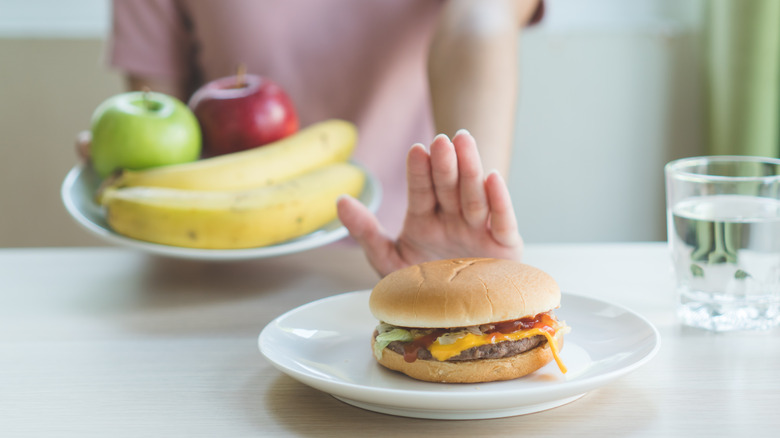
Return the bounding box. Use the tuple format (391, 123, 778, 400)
(109, 0, 445, 236)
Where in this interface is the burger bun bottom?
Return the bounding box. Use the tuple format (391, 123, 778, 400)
(372, 331, 564, 384)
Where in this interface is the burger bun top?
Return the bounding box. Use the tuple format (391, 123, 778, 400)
(369, 258, 560, 328)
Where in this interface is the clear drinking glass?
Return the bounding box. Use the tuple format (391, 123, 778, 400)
(665, 155, 780, 331)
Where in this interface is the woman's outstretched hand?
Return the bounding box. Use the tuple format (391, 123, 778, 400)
(337, 130, 523, 277)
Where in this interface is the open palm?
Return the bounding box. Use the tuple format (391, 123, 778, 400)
(337, 130, 523, 277)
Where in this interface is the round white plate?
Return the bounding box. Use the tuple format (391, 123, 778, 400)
(61, 163, 381, 261)
(259, 291, 660, 420)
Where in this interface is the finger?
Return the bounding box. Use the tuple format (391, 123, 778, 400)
(76, 130, 92, 161)
(429, 134, 460, 215)
(336, 195, 406, 276)
(484, 170, 521, 247)
(406, 143, 435, 217)
(452, 129, 488, 227)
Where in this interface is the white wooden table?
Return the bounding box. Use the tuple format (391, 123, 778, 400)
(1, 243, 778, 437)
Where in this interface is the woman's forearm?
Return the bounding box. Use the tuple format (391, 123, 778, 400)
(428, 0, 539, 176)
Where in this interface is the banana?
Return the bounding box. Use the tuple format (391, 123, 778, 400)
(104, 119, 357, 192)
(101, 162, 365, 249)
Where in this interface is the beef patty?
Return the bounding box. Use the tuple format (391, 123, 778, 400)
(386, 335, 546, 362)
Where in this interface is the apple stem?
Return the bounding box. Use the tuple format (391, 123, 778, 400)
(141, 86, 153, 110)
(236, 63, 246, 88)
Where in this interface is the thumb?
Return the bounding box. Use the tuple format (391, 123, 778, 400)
(336, 195, 403, 277)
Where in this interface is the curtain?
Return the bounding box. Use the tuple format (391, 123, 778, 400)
(706, 0, 780, 157)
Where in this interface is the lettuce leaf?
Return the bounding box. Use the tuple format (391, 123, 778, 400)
(434, 330, 470, 345)
(373, 327, 414, 359)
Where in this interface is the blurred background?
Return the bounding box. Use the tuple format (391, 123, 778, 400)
(0, 0, 776, 247)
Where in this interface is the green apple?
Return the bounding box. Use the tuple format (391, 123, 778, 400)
(90, 91, 202, 178)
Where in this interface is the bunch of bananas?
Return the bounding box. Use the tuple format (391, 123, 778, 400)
(97, 119, 365, 249)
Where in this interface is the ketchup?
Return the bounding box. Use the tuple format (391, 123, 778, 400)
(402, 329, 444, 363)
(488, 312, 556, 335)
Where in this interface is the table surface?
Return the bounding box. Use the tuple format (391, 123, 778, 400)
(2, 242, 779, 437)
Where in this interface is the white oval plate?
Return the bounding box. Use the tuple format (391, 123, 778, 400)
(259, 291, 660, 420)
(61, 163, 381, 261)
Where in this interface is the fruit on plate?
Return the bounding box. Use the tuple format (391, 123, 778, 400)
(189, 68, 299, 157)
(100, 162, 365, 249)
(90, 90, 201, 178)
(102, 119, 356, 193)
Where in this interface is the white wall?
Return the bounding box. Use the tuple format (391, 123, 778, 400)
(0, 0, 109, 37)
(509, 0, 705, 243)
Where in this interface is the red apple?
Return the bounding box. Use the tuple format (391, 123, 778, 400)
(188, 73, 299, 157)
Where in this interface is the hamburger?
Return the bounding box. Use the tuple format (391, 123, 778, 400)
(369, 258, 569, 383)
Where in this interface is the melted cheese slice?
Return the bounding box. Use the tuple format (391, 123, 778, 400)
(429, 327, 568, 374)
